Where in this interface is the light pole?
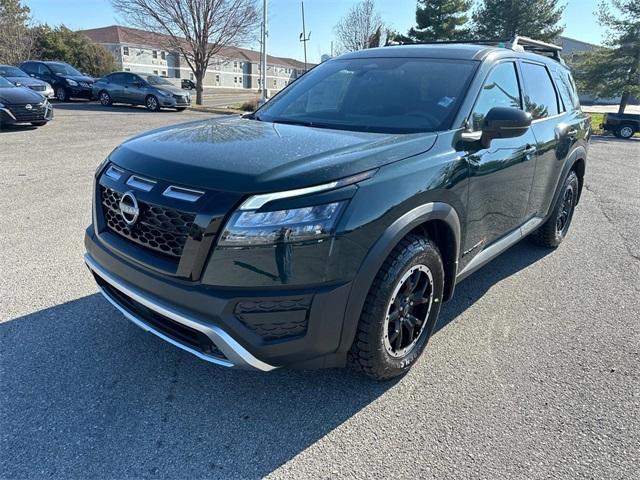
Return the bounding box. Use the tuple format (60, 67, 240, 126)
(299, 1, 311, 71)
(261, 0, 268, 103)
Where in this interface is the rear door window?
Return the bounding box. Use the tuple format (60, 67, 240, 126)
(520, 62, 560, 120)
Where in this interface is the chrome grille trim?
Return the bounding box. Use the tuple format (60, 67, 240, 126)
(162, 185, 204, 202)
(126, 175, 156, 191)
(105, 165, 124, 181)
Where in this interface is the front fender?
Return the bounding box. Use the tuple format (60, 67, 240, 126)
(336, 202, 461, 354)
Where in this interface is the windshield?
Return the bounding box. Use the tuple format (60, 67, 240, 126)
(0, 76, 16, 88)
(255, 57, 477, 134)
(0, 66, 28, 77)
(146, 75, 172, 86)
(48, 63, 82, 76)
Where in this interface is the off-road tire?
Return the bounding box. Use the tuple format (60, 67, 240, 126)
(530, 170, 579, 248)
(349, 235, 444, 380)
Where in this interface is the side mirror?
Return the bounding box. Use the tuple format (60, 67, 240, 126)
(481, 107, 531, 148)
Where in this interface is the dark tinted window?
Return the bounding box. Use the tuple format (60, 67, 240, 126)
(109, 73, 126, 84)
(520, 62, 559, 119)
(20, 62, 36, 74)
(256, 57, 477, 134)
(123, 73, 139, 85)
(470, 62, 521, 131)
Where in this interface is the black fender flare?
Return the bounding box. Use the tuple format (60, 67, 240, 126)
(548, 145, 587, 217)
(336, 202, 461, 354)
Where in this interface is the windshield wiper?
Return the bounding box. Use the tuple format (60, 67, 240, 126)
(271, 118, 315, 127)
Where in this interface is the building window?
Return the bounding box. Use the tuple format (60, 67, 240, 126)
(161, 51, 166, 60)
(215, 74, 220, 83)
(124, 68, 130, 72)
(234, 61, 238, 69)
(190, 73, 194, 80)
(123, 46, 129, 56)
(161, 71, 166, 77)
(273, 79, 277, 87)
(234, 76, 238, 83)
(152, 50, 158, 59)
(153, 70, 158, 75)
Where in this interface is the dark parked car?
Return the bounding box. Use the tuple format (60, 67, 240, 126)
(0, 64, 54, 98)
(181, 79, 196, 90)
(92, 72, 191, 111)
(85, 37, 590, 379)
(19, 60, 94, 101)
(0, 76, 53, 127)
(601, 112, 639, 139)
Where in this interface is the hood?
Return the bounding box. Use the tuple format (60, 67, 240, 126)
(56, 74, 94, 83)
(155, 84, 187, 96)
(0, 86, 45, 104)
(110, 116, 438, 193)
(5, 76, 48, 88)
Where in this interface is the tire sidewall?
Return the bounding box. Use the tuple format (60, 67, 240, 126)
(553, 171, 579, 243)
(99, 91, 111, 106)
(618, 125, 635, 139)
(146, 95, 159, 111)
(56, 87, 67, 101)
(368, 241, 444, 378)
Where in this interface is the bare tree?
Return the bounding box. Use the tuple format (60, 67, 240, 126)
(334, 0, 385, 52)
(111, 0, 259, 105)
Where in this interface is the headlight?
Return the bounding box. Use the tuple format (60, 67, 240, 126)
(66, 79, 78, 86)
(95, 157, 110, 177)
(219, 202, 346, 247)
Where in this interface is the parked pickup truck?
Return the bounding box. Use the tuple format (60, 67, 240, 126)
(601, 112, 640, 139)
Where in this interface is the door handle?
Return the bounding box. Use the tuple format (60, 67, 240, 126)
(524, 145, 537, 160)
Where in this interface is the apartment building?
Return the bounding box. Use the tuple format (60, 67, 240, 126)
(81, 25, 308, 91)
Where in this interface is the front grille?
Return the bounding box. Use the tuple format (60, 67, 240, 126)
(173, 94, 189, 104)
(7, 103, 47, 122)
(79, 81, 92, 88)
(97, 277, 226, 359)
(101, 186, 196, 258)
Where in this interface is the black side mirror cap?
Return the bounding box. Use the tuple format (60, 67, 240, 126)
(481, 107, 532, 148)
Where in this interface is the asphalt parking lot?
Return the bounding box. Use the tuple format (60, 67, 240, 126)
(1, 103, 639, 479)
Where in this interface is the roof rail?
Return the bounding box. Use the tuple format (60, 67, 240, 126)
(386, 35, 564, 63)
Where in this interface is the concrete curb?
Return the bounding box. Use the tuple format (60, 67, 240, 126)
(187, 106, 244, 115)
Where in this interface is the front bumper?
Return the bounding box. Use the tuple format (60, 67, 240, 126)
(67, 86, 93, 99)
(0, 102, 53, 124)
(85, 228, 352, 370)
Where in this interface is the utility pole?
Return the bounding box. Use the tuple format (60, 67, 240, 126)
(299, 1, 311, 71)
(261, 0, 268, 103)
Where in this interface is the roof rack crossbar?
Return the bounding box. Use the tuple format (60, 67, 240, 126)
(386, 35, 564, 63)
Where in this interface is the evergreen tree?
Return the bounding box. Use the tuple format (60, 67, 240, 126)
(31, 25, 118, 77)
(404, 0, 472, 42)
(471, 0, 565, 42)
(571, 0, 640, 114)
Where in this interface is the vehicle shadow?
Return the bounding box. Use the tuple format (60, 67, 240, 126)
(0, 241, 550, 479)
(435, 240, 552, 333)
(51, 101, 162, 113)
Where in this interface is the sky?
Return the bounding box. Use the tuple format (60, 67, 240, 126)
(23, 0, 606, 63)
